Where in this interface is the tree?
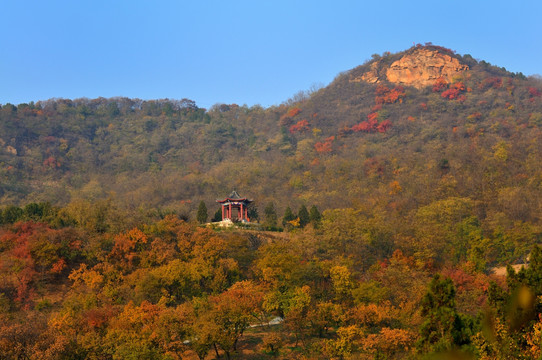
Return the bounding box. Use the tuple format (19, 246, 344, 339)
(248, 205, 259, 222)
(263, 202, 278, 229)
(197, 201, 208, 224)
(309, 205, 321, 228)
(2, 205, 23, 224)
(282, 206, 296, 228)
(211, 208, 222, 222)
(416, 274, 472, 354)
(298, 205, 310, 228)
(208, 281, 264, 359)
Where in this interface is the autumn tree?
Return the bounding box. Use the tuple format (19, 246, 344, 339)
(208, 281, 264, 359)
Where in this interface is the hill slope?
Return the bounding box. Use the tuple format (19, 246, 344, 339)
(2, 44, 542, 359)
(1, 44, 541, 240)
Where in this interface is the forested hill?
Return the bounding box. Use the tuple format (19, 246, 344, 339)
(3, 44, 542, 359)
(1, 43, 542, 232)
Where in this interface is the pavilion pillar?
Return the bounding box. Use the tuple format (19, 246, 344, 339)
(221, 205, 225, 221)
(228, 203, 232, 220)
(240, 203, 244, 221)
(245, 206, 248, 221)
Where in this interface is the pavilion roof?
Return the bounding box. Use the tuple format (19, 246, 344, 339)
(216, 190, 253, 203)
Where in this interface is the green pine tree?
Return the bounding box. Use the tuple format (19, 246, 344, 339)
(416, 274, 472, 355)
(197, 201, 208, 224)
(248, 206, 259, 222)
(211, 208, 222, 222)
(264, 202, 278, 229)
(309, 205, 322, 228)
(282, 206, 296, 227)
(298, 204, 310, 228)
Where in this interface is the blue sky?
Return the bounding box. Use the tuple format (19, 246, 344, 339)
(1, 0, 541, 108)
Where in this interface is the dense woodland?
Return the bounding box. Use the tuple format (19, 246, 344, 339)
(1, 44, 542, 358)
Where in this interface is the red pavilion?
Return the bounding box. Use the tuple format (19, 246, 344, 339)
(216, 191, 253, 222)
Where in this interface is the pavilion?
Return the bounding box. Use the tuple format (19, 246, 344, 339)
(216, 191, 253, 222)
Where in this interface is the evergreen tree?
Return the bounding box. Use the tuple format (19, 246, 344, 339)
(196, 201, 208, 224)
(264, 202, 278, 229)
(309, 205, 322, 228)
(416, 274, 472, 355)
(248, 206, 259, 222)
(298, 205, 310, 228)
(211, 208, 222, 222)
(282, 206, 296, 227)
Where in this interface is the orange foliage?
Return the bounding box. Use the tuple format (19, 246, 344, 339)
(279, 107, 302, 126)
(287, 107, 301, 117)
(389, 180, 402, 195)
(289, 119, 310, 134)
(375, 85, 405, 104)
(109, 228, 149, 269)
(84, 307, 116, 329)
(432, 77, 448, 92)
(351, 113, 392, 134)
(362, 328, 415, 356)
(441, 82, 467, 101)
(51, 258, 67, 273)
(377, 119, 392, 133)
(314, 136, 334, 154)
(0, 222, 82, 306)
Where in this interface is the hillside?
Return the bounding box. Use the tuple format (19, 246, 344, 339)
(2, 44, 542, 359)
(1, 44, 541, 229)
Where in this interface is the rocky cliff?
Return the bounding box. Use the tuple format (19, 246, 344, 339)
(352, 48, 469, 88)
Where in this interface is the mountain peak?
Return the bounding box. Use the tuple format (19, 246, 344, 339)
(351, 46, 469, 89)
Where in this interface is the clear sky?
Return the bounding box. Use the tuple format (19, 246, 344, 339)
(1, 0, 541, 109)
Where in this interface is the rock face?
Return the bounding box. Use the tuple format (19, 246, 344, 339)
(353, 48, 469, 89)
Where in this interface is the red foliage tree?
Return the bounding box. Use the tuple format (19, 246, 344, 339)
(314, 136, 335, 154)
(351, 112, 391, 134)
(441, 82, 467, 101)
(479, 77, 503, 90)
(0, 222, 82, 307)
(375, 85, 405, 104)
(279, 107, 302, 126)
(289, 119, 310, 134)
(432, 77, 448, 92)
(529, 87, 542, 97)
(287, 107, 301, 117)
(377, 119, 392, 133)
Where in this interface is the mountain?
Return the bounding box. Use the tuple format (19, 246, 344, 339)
(2, 44, 542, 359)
(1, 44, 541, 234)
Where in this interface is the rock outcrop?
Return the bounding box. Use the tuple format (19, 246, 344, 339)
(352, 48, 469, 89)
